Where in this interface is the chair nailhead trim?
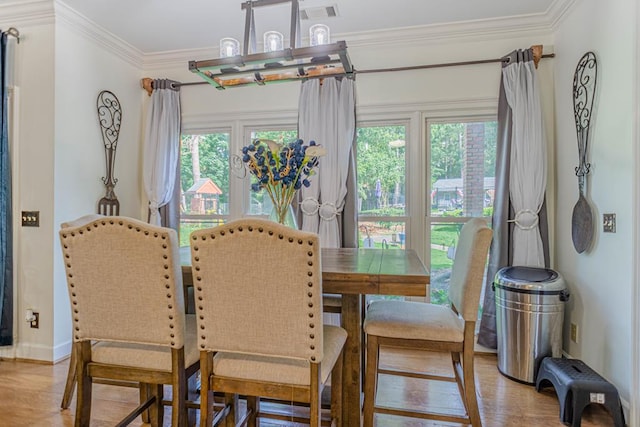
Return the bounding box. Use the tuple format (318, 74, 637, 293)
(190, 221, 323, 361)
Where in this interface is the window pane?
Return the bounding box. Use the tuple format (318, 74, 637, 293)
(428, 120, 496, 306)
(357, 124, 408, 304)
(357, 126, 406, 216)
(247, 129, 297, 216)
(429, 222, 461, 304)
(180, 133, 230, 246)
(358, 221, 406, 249)
(430, 122, 496, 218)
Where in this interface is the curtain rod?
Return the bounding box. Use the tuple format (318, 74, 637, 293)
(141, 47, 554, 95)
(2, 27, 20, 43)
(357, 53, 554, 75)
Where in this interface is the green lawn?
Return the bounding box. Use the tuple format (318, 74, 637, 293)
(179, 222, 224, 247)
(431, 223, 461, 247)
(431, 247, 452, 271)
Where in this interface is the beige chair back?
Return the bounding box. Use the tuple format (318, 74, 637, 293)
(191, 219, 323, 362)
(59, 216, 185, 348)
(61, 214, 104, 229)
(448, 217, 493, 321)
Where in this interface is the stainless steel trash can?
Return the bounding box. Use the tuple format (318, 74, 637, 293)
(494, 266, 569, 384)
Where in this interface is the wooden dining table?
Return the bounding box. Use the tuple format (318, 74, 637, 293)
(180, 247, 430, 426)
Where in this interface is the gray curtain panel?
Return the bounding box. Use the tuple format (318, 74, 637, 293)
(293, 139, 358, 250)
(0, 31, 13, 346)
(477, 49, 550, 348)
(160, 159, 180, 230)
(145, 79, 181, 230)
(341, 147, 358, 249)
(296, 76, 357, 248)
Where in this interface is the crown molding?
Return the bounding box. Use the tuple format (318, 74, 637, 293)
(54, 0, 143, 69)
(143, 11, 556, 71)
(342, 13, 553, 49)
(143, 47, 218, 71)
(0, 0, 54, 27)
(547, 0, 581, 30)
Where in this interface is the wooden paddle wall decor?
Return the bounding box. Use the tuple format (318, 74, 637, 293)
(571, 52, 597, 253)
(96, 90, 121, 215)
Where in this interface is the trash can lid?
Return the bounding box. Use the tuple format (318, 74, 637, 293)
(495, 266, 565, 292)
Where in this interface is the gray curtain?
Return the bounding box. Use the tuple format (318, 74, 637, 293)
(159, 159, 180, 230)
(294, 144, 357, 249)
(144, 79, 181, 230)
(477, 49, 550, 348)
(340, 148, 358, 249)
(296, 77, 357, 249)
(0, 31, 13, 346)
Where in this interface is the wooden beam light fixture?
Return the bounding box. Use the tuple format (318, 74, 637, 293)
(188, 0, 354, 90)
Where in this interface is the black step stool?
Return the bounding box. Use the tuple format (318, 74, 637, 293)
(535, 357, 625, 427)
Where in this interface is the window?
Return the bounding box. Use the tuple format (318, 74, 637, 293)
(427, 119, 496, 305)
(179, 127, 296, 246)
(356, 123, 408, 250)
(179, 132, 230, 246)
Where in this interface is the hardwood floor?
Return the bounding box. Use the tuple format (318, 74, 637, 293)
(0, 347, 619, 426)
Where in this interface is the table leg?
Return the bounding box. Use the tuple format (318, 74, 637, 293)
(340, 294, 362, 427)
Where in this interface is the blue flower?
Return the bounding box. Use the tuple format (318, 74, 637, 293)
(240, 138, 324, 220)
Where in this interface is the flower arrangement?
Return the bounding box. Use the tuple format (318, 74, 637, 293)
(241, 138, 325, 225)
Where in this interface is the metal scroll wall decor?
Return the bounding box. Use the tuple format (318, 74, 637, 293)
(571, 52, 597, 254)
(96, 90, 122, 215)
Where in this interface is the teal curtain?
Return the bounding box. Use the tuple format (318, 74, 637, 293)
(0, 31, 13, 346)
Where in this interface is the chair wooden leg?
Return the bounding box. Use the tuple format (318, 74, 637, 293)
(200, 353, 213, 427)
(75, 342, 92, 427)
(224, 394, 238, 427)
(451, 351, 469, 414)
(138, 383, 151, 424)
(171, 349, 187, 427)
(462, 344, 482, 427)
(361, 294, 367, 386)
(310, 363, 322, 427)
(139, 383, 151, 424)
(331, 349, 344, 427)
(246, 396, 259, 427)
(363, 335, 379, 427)
(187, 371, 199, 426)
(148, 384, 164, 427)
(61, 348, 77, 409)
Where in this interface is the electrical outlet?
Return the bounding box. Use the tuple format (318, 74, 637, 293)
(570, 322, 578, 343)
(30, 312, 39, 329)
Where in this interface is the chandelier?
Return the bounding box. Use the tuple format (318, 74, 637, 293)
(189, 0, 354, 89)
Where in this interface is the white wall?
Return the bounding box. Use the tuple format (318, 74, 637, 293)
(553, 0, 636, 410)
(3, 20, 57, 361)
(150, 33, 556, 120)
(52, 18, 143, 360)
(0, 1, 143, 361)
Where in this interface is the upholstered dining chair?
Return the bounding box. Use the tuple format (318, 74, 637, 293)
(59, 214, 104, 410)
(191, 218, 347, 427)
(59, 216, 200, 426)
(363, 217, 492, 427)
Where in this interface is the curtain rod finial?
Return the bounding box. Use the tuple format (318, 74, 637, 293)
(531, 45, 543, 69)
(141, 78, 153, 96)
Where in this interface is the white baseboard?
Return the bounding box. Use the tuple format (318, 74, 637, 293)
(0, 340, 71, 363)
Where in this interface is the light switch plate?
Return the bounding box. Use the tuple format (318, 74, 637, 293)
(21, 211, 39, 227)
(603, 213, 616, 233)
